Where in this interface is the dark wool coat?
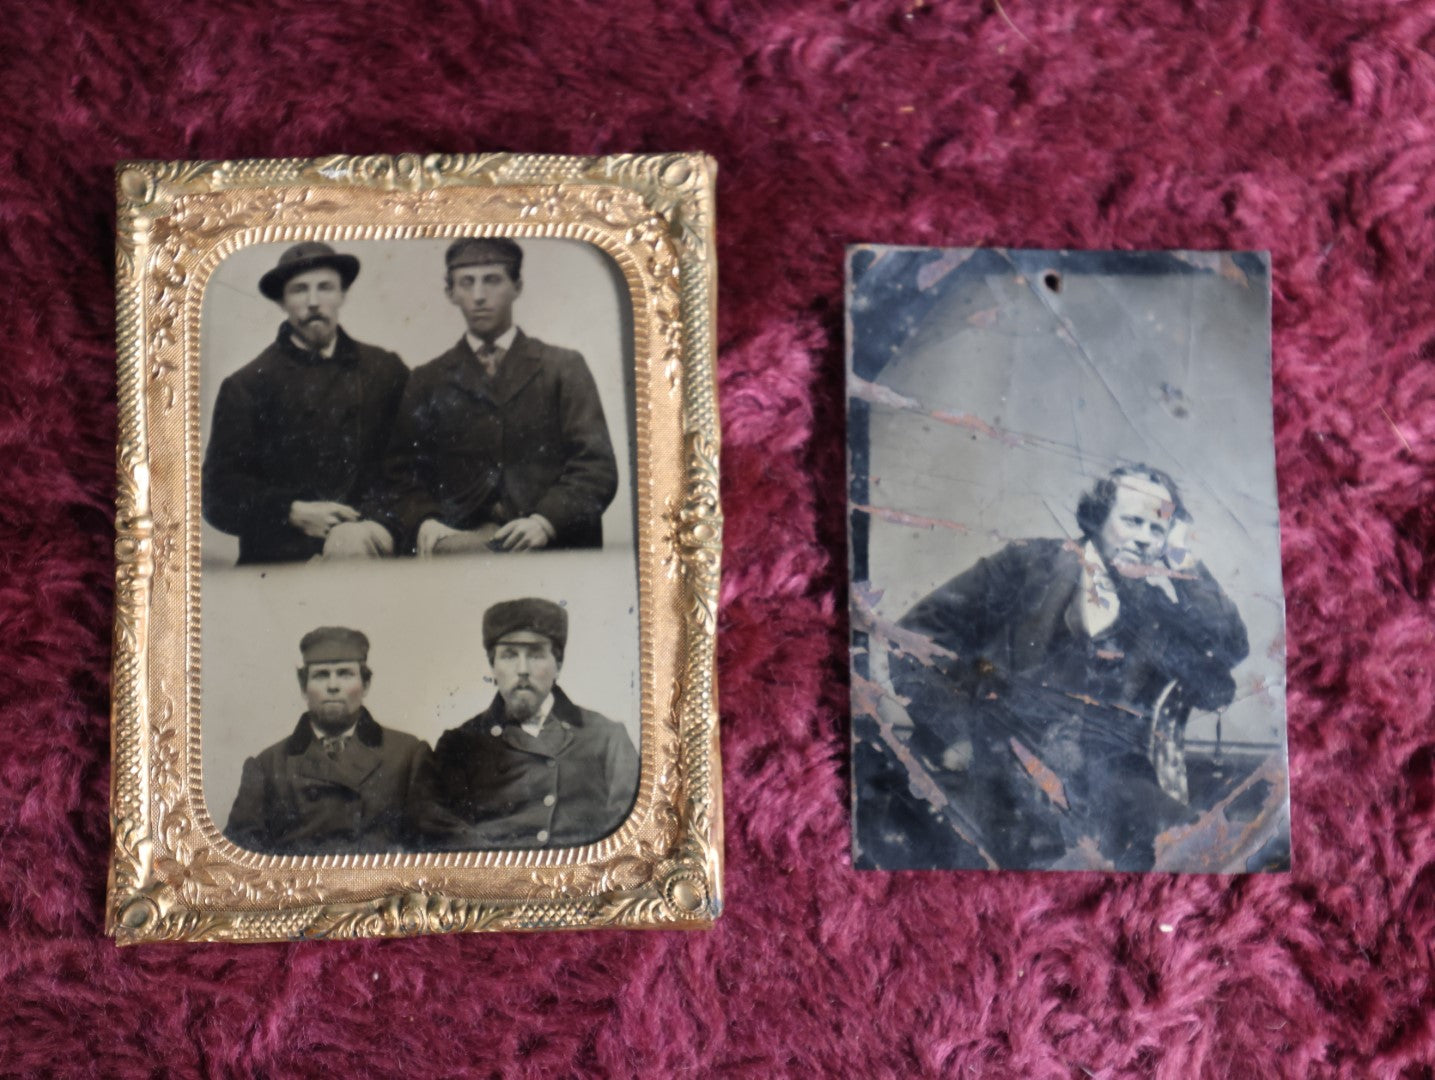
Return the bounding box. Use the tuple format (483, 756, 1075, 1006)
(886, 538, 1249, 869)
(378, 331, 619, 551)
(202, 324, 409, 565)
(223, 710, 439, 856)
(431, 687, 639, 850)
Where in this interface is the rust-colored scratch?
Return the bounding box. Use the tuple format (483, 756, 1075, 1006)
(1244, 675, 1275, 707)
(850, 375, 924, 412)
(930, 408, 1008, 441)
(1059, 691, 1141, 718)
(1170, 251, 1250, 288)
(852, 588, 959, 667)
(1153, 752, 1289, 873)
(852, 672, 999, 868)
(852, 671, 908, 721)
(852, 677, 930, 783)
(916, 250, 974, 290)
(1217, 253, 1250, 288)
(1048, 836, 1115, 872)
(854, 581, 886, 609)
(853, 502, 972, 535)
(1112, 562, 1198, 583)
(1380, 405, 1413, 453)
(849, 375, 1018, 444)
(1266, 628, 1286, 661)
(1009, 738, 1068, 810)
(1095, 648, 1125, 660)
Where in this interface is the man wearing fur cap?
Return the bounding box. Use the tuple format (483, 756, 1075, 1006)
(224, 627, 439, 854)
(432, 598, 639, 849)
(203, 242, 409, 564)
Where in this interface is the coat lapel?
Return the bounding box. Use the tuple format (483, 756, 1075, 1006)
(289, 711, 385, 791)
(330, 738, 383, 791)
(443, 333, 539, 407)
(486, 331, 541, 406)
(1013, 546, 1085, 670)
(442, 339, 493, 403)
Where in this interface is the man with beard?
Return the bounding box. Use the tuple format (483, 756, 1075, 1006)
(223, 627, 440, 855)
(431, 599, 639, 849)
(378, 238, 618, 556)
(203, 242, 409, 564)
(888, 465, 1249, 870)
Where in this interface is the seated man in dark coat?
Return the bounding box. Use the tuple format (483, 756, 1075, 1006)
(431, 599, 639, 849)
(889, 466, 1249, 871)
(378, 238, 619, 556)
(202, 242, 409, 565)
(224, 627, 440, 855)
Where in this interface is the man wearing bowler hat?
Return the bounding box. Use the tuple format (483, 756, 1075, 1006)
(431, 598, 639, 849)
(378, 238, 618, 556)
(203, 242, 409, 565)
(224, 627, 441, 855)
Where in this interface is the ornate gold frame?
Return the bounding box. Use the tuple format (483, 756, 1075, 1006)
(108, 153, 722, 943)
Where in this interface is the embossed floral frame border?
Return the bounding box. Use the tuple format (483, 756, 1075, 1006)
(108, 153, 722, 943)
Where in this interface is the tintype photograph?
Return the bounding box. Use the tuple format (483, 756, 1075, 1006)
(848, 247, 1289, 874)
(109, 154, 721, 943)
(198, 237, 641, 857)
(199, 236, 631, 566)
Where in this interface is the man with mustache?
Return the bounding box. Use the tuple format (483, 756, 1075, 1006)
(203, 243, 409, 564)
(377, 238, 618, 556)
(885, 465, 1249, 871)
(223, 627, 441, 855)
(430, 599, 639, 849)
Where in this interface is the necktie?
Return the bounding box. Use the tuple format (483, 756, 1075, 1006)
(476, 341, 501, 378)
(322, 735, 348, 760)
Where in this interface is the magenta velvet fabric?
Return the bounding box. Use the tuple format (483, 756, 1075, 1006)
(2, 1, 1433, 1075)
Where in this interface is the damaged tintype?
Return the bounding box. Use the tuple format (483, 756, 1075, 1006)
(847, 247, 1290, 874)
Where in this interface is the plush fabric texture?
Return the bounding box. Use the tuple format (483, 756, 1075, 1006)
(1, 1, 1432, 1076)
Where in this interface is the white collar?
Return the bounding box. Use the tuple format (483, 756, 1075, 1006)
(1078, 540, 1121, 639)
(465, 324, 519, 355)
(1081, 539, 1106, 571)
(310, 720, 358, 743)
(518, 692, 556, 738)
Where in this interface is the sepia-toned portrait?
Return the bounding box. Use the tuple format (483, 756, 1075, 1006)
(198, 236, 641, 858)
(848, 247, 1290, 874)
(108, 154, 721, 943)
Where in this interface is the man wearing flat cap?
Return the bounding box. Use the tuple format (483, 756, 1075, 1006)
(203, 242, 409, 564)
(378, 238, 619, 556)
(224, 627, 441, 855)
(431, 598, 639, 848)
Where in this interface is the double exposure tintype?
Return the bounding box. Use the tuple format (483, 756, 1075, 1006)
(847, 247, 1289, 874)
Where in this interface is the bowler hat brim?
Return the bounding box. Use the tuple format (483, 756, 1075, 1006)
(258, 253, 361, 301)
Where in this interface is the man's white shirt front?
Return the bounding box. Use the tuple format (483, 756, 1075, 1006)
(465, 324, 519, 358)
(519, 694, 557, 739)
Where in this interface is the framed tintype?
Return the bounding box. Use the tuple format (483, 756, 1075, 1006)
(848, 247, 1290, 874)
(108, 154, 722, 943)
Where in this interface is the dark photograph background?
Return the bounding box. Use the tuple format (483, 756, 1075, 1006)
(4, 1, 1434, 1075)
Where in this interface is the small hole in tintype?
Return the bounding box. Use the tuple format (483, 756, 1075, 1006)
(1043, 271, 1062, 293)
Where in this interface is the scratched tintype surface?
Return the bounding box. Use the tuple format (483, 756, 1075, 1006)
(848, 247, 1289, 873)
